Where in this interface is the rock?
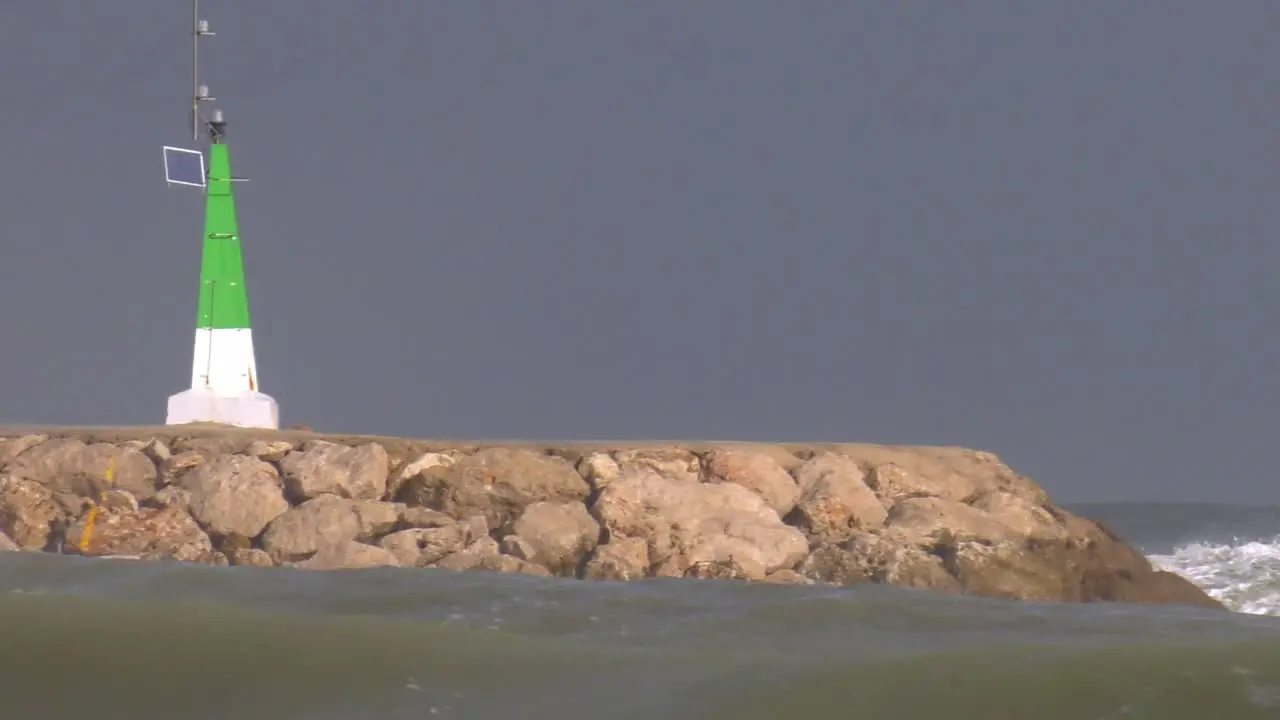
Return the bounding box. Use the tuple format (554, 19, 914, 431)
(0, 477, 64, 550)
(968, 491, 1066, 541)
(935, 513, 1222, 608)
(448, 548, 552, 571)
(352, 501, 403, 538)
(763, 569, 813, 585)
(460, 515, 490, 541)
(6, 439, 159, 501)
(100, 489, 139, 513)
(500, 534, 538, 560)
(510, 501, 600, 575)
(668, 536, 769, 580)
(799, 545, 868, 585)
(397, 506, 455, 529)
(576, 453, 620, 490)
(455, 535, 499, 558)
(260, 496, 403, 564)
(52, 492, 90, 519)
(179, 455, 289, 539)
(592, 472, 809, 577)
(246, 440, 293, 463)
(279, 441, 389, 502)
(226, 548, 275, 567)
(64, 505, 218, 563)
(612, 448, 700, 484)
(0, 434, 48, 466)
(883, 496, 1023, 546)
(400, 448, 590, 532)
(141, 438, 171, 465)
(392, 465, 450, 505)
(171, 436, 253, 456)
(582, 537, 649, 580)
(681, 556, 760, 580)
(296, 541, 400, 570)
(148, 486, 192, 513)
(160, 451, 207, 484)
(379, 522, 479, 566)
(862, 462, 955, 507)
(937, 540, 1068, 601)
(841, 445, 1055, 507)
(964, 450, 1052, 506)
(387, 452, 459, 500)
(703, 449, 800, 516)
(433, 536, 496, 569)
(261, 495, 369, 563)
(0, 531, 18, 552)
(789, 453, 887, 543)
(435, 537, 550, 576)
(797, 535, 960, 591)
(856, 533, 961, 590)
(728, 444, 805, 473)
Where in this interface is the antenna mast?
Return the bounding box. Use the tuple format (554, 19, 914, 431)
(191, 0, 216, 142)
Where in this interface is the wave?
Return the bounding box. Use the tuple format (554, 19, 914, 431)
(2, 590, 1280, 719)
(4, 552, 1280, 719)
(1150, 537, 1280, 616)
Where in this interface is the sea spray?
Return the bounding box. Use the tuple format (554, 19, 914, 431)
(1150, 538, 1280, 616)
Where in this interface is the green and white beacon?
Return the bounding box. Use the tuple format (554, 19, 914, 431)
(163, 1, 279, 429)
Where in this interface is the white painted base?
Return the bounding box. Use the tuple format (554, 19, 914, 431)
(165, 387, 280, 429)
(192, 328, 261, 396)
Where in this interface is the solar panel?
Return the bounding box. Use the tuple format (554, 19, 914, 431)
(163, 146, 205, 188)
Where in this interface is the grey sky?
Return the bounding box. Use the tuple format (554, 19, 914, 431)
(1, 2, 1277, 503)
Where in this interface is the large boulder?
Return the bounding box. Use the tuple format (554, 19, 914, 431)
(396, 448, 590, 532)
(801, 534, 961, 591)
(508, 501, 600, 575)
(63, 505, 220, 564)
(178, 455, 290, 539)
(933, 510, 1220, 608)
(386, 451, 459, 501)
(296, 541, 400, 570)
(576, 453, 621, 490)
(882, 496, 1023, 546)
(592, 470, 809, 577)
(245, 440, 293, 463)
(279, 442, 389, 502)
(611, 448, 701, 484)
(794, 488, 1224, 610)
(968, 491, 1066, 541)
(0, 434, 48, 466)
(433, 536, 551, 576)
(789, 453, 888, 544)
(260, 495, 402, 563)
(703, 448, 800, 516)
(582, 537, 650, 580)
(5, 439, 158, 501)
(839, 445, 1049, 507)
(379, 518, 487, 567)
(0, 477, 64, 550)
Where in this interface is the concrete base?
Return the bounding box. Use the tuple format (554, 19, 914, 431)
(165, 387, 280, 430)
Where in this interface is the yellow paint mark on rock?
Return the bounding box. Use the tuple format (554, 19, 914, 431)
(77, 457, 116, 554)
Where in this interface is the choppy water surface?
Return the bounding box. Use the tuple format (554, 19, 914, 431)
(1, 501, 1279, 719)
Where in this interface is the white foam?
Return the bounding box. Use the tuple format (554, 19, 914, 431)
(1148, 537, 1280, 615)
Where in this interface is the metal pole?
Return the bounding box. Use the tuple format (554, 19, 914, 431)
(192, 0, 199, 141)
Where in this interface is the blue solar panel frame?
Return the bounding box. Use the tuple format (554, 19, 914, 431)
(163, 146, 206, 188)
